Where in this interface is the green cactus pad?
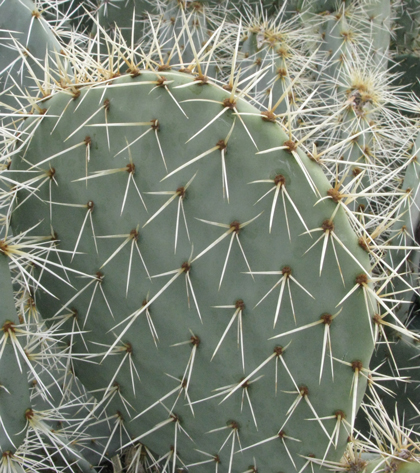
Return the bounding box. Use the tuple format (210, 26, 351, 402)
(0, 0, 67, 115)
(237, 12, 312, 112)
(8, 68, 375, 472)
(0, 251, 31, 453)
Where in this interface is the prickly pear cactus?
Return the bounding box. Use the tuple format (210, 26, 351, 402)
(0, 0, 67, 115)
(5, 65, 377, 472)
(93, 0, 154, 45)
(237, 10, 312, 113)
(0, 252, 31, 457)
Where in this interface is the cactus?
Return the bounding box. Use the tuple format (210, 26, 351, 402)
(0, 0, 69, 116)
(5, 60, 378, 470)
(235, 7, 314, 113)
(93, 0, 154, 46)
(0, 248, 31, 457)
(364, 334, 420, 431)
(0, 1, 420, 473)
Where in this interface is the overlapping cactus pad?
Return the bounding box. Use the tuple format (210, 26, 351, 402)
(9, 69, 374, 471)
(0, 255, 31, 454)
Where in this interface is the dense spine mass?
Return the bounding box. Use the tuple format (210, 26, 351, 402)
(0, 0, 69, 116)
